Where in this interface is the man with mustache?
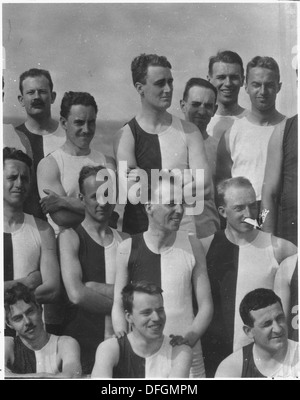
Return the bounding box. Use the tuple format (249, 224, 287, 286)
(15, 68, 66, 219)
(92, 281, 192, 378)
(215, 288, 299, 378)
(112, 175, 213, 377)
(180, 77, 220, 238)
(113, 53, 212, 236)
(216, 56, 286, 212)
(5, 283, 81, 378)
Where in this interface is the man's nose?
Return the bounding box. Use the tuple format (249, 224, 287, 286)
(151, 311, 160, 321)
(224, 76, 232, 86)
(33, 90, 41, 99)
(14, 175, 23, 187)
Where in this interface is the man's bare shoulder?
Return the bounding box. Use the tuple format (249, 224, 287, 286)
(215, 348, 243, 378)
(37, 152, 58, 169)
(33, 216, 55, 235)
(58, 227, 79, 242)
(57, 335, 80, 350)
(180, 118, 200, 135)
(97, 337, 119, 355)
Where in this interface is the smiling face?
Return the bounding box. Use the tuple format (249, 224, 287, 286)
(3, 159, 31, 208)
(7, 300, 44, 341)
(209, 62, 244, 106)
(148, 181, 184, 232)
(219, 185, 258, 234)
(245, 67, 281, 113)
(181, 85, 217, 133)
(245, 302, 288, 354)
(18, 75, 56, 118)
(137, 65, 173, 111)
(61, 104, 96, 151)
(126, 292, 166, 341)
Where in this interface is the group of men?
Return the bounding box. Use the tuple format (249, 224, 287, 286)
(3, 49, 298, 379)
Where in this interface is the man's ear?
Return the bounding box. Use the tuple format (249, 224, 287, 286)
(135, 82, 144, 96)
(218, 205, 226, 219)
(243, 325, 254, 340)
(277, 82, 282, 94)
(124, 310, 133, 325)
(51, 91, 57, 104)
(78, 193, 84, 203)
(245, 81, 249, 94)
(60, 116, 67, 131)
(180, 99, 186, 114)
(18, 94, 24, 107)
(145, 202, 153, 215)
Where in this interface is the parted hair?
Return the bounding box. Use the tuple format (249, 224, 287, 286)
(239, 288, 283, 327)
(131, 53, 172, 85)
(60, 91, 98, 119)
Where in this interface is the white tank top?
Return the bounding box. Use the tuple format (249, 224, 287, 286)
(229, 117, 286, 200)
(7, 213, 41, 279)
(51, 147, 107, 197)
(35, 334, 60, 374)
(233, 231, 279, 351)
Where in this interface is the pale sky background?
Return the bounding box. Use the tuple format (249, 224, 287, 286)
(2, 1, 298, 127)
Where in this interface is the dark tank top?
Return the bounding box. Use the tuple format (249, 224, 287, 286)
(122, 118, 162, 235)
(278, 115, 298, 245)
(13, 336, 36, 374)
(113, 335, 145, 378)
(62, 225, 106, 374)
(242, 343, 266, 378)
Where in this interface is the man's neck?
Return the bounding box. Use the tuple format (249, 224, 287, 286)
(248, 106, 285, 126)
(25, 115, 58, 135)
(216, 102, 244, 117)
(128, 331, 164, 358)
(253, 341, 288, 376)
(21, 330, 50, 352)
(144, 227, 177, 253)
(4, 207, 24, 232)
(225, 225, 258, 246)
(136, 107, 172, 134)
(61, 141, 92, 156)
(81, 218, 113, 246)
(201, 129, 209, 141)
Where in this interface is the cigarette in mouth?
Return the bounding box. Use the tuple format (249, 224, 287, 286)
(243, 217, 260, 228)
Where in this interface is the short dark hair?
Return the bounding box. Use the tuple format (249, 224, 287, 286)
(217, 176, 254, 207)
(4, 283, 39, 322)
(131, 53, 172, 85)
(60, 91, 98, 119)
(19, 68, 54, 94)
(122, 281, 163, 314)
(239, 288, 283, 327)
(78, 165, 107, 194)
(246, 56, 280, 83)
(208, 50, 244, 78)
(3, 147, 33, 169)
(182, 77, 217, 102)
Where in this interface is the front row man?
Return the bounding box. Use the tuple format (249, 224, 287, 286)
(215, 288, 299, 378)
(92, 281, 193, 378)
(5, 283, 81, 378)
